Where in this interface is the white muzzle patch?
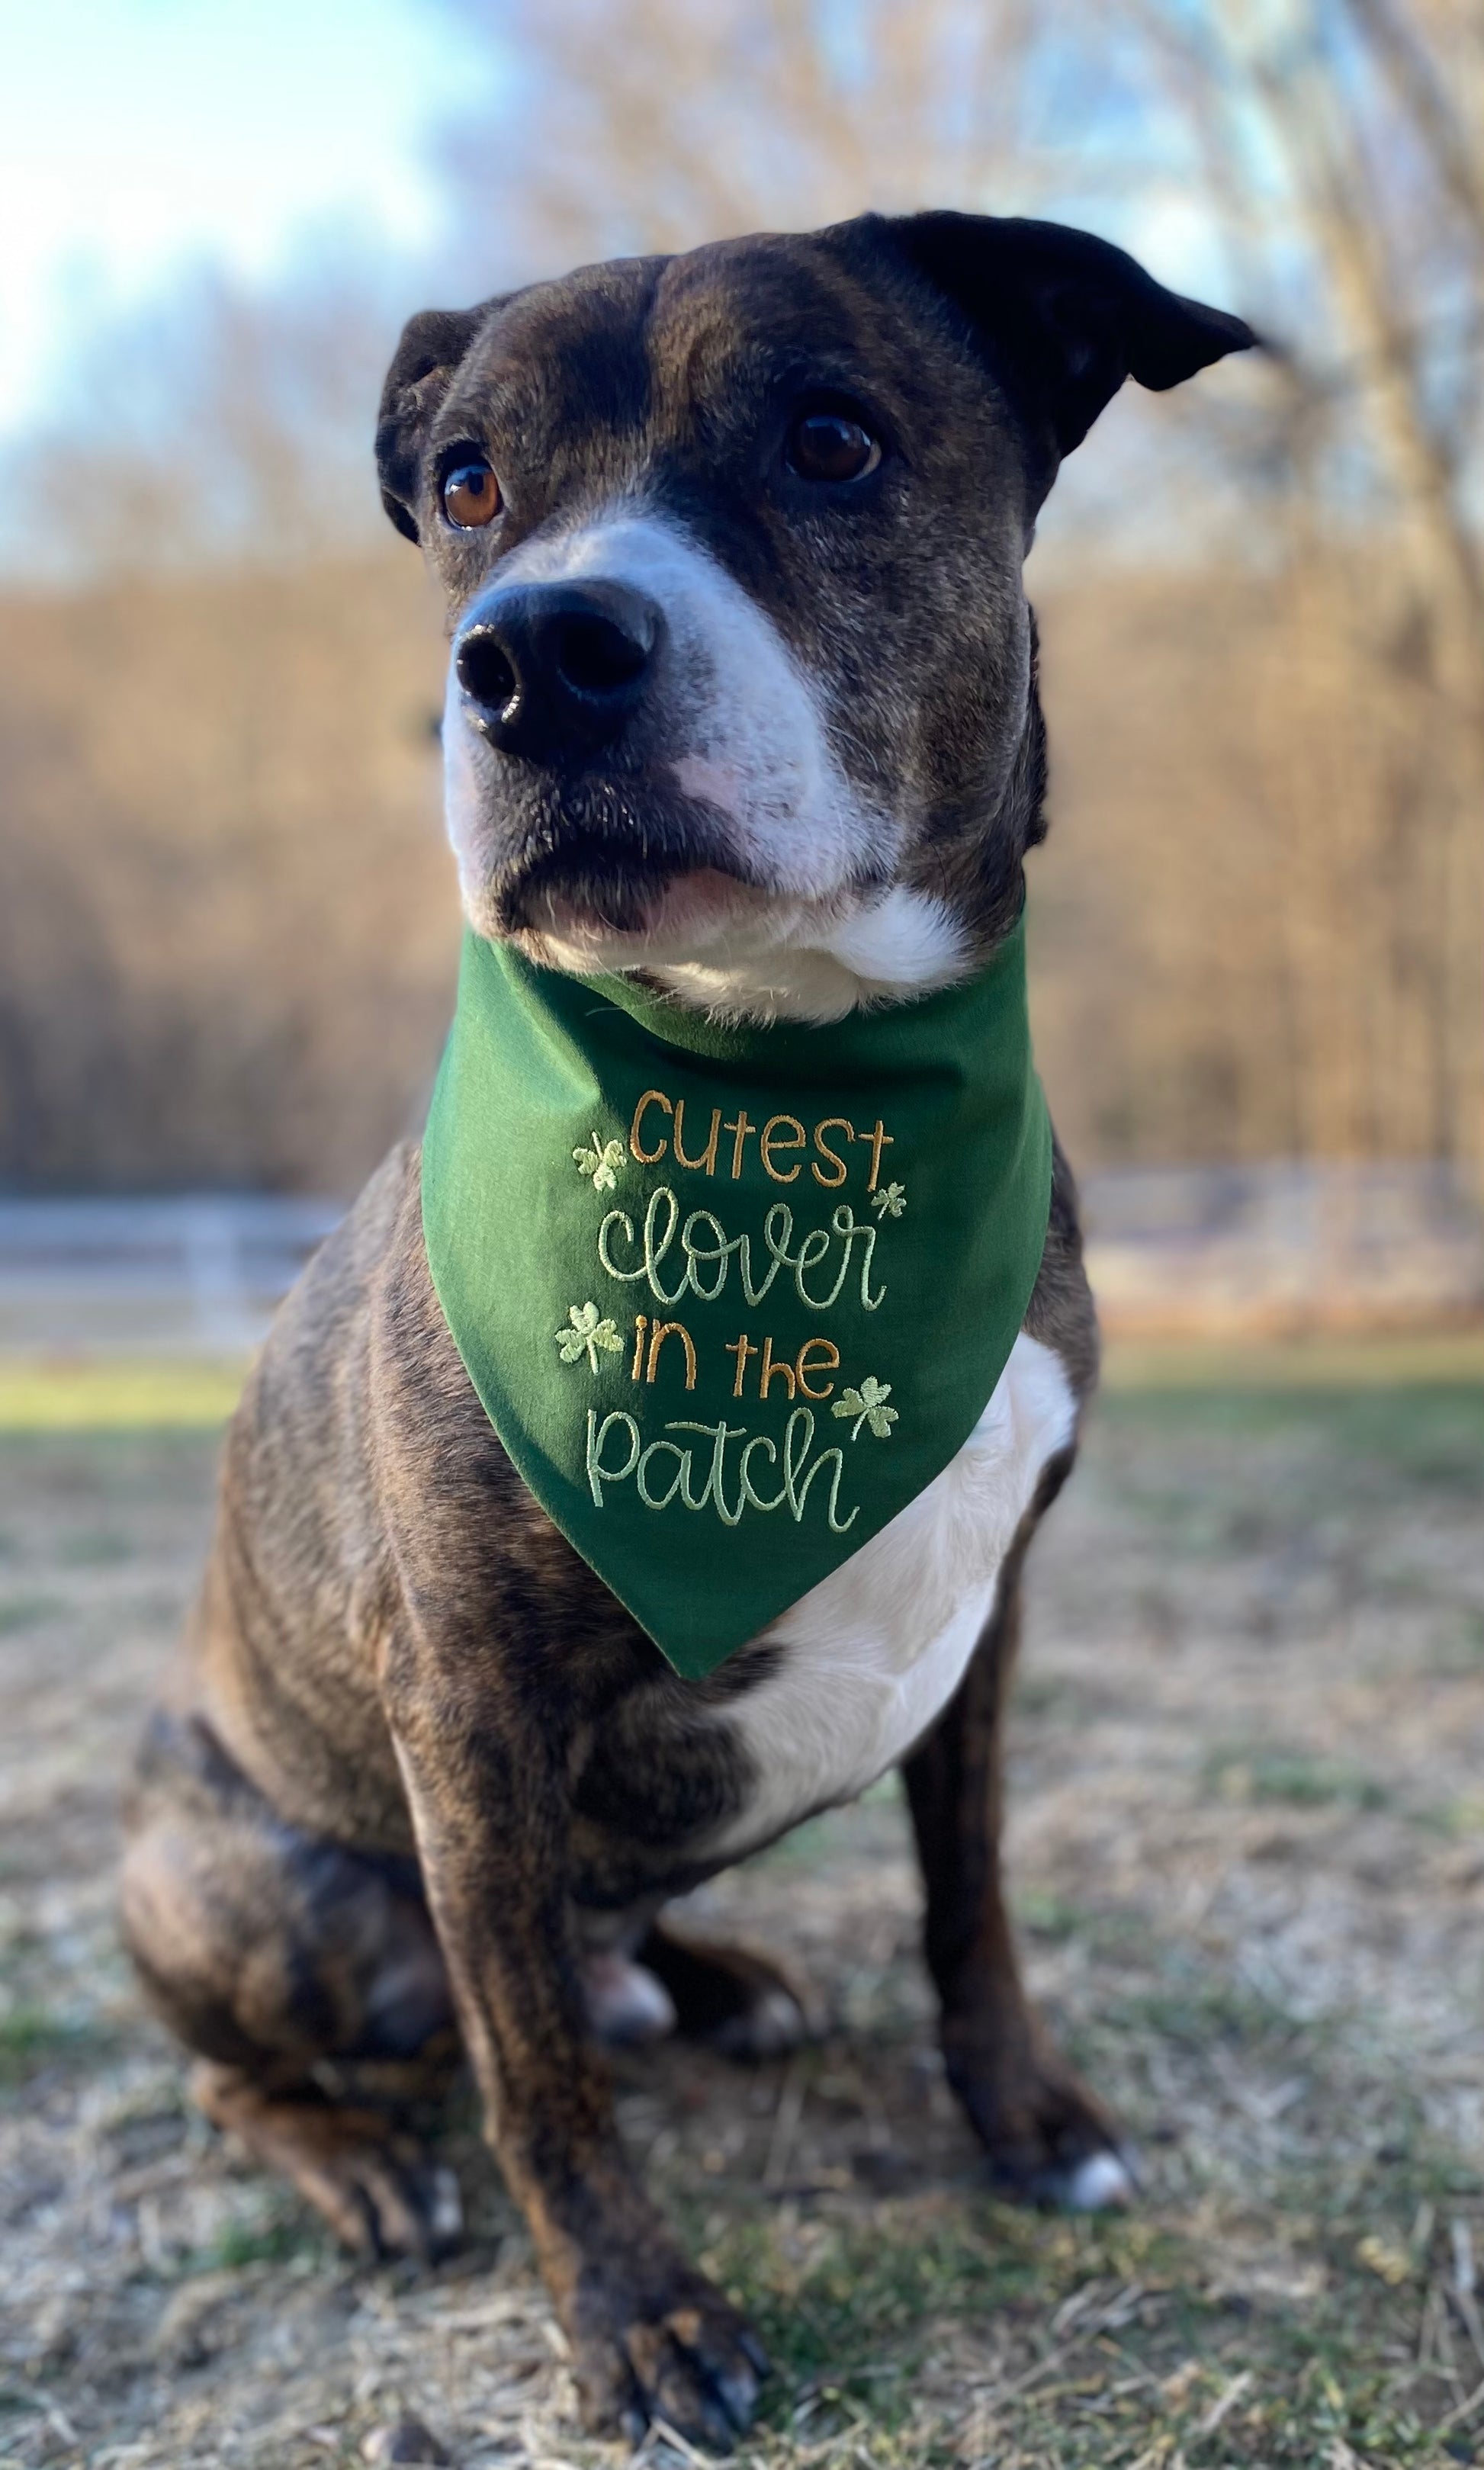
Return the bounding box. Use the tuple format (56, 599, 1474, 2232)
(444, 506, 968, 1017)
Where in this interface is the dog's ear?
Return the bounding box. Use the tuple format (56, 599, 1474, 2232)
(870, 212, 1256, 493)
(374, 304, 498, 543)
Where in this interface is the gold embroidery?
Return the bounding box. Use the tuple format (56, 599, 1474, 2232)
(722, 1108, 756, 1177)
(758, 1335, 795, 1401)
(795, 1336, 840, 1399)
(811, 1117, 853, 1187)
(861, 1119, 895, 1193)
(672, 1100, 722, 1174)
(760, 1113, 806, 1183)
(630, 1313, 647, 1381)
(624, 1098, 901, 1202)
(646, 1319, 699, 1390)
(629, 1089, 672, 1163)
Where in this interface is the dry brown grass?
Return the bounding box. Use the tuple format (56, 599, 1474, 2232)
(1, 1380, 1482, 2468)
(0, 559, 453, 1194)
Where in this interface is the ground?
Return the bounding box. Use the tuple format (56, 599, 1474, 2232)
(1, 1371, 1482, 2469)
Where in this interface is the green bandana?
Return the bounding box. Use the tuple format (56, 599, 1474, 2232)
(421, 919, 1052, 1679)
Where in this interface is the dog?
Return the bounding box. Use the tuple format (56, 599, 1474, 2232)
(121, 210, 1253, 2446)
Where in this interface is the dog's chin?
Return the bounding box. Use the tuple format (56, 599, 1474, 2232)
(474, 862, 818, 978)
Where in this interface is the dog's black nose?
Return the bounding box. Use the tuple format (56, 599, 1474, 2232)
(454, 581, 660, 761)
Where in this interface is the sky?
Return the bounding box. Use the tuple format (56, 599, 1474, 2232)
(0, 0, 472, 439)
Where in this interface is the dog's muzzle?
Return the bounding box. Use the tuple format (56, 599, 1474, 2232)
(455, 580, 663, 767)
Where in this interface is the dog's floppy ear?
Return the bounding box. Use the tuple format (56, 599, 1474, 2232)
(872, 212, 1256, 493)
(374, 303, 499, 543)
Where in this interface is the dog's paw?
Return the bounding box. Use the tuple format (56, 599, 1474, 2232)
(1055, 2147, 1140, 2211)
(582, 1950, 679, 2045)
(566, 2253, 767, 2446)
(192, 2066, 463, 2263)
(351, 2147, 464, 2262)
(637, 1922, 825, 2060)
(945, 2041, 1138, 2212)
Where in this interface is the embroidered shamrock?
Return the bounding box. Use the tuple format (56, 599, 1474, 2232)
(832, 1374, 898, 1441)
(573, 1132, 626, 1193)
(871, 1180, 907, 1219)
(555, 1301, 624, 1373)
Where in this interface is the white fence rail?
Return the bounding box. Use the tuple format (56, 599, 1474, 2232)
(0, 1197, 342, 1354)
(1081, 1162, 1484, 1336)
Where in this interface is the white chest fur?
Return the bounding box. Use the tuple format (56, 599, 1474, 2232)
(707, 1331, 1078, 1860)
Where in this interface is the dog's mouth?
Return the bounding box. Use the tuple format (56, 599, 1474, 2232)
(477, 776, 764, 960)
(507, 849, 750, 947)
(447, 724, 888, 983)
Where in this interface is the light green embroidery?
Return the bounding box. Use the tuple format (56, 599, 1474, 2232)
(555, 1301, 624, 1372)
(583, 1407, 859, 1534)
(598, 1189, 885, 1312)
(872, 1180, 907, 1219)
(573, 1132, 625, 1193)
(832, 1374, 898, 1440)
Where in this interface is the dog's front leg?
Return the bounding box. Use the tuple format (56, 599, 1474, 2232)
(902, 1569, 1134, 2211)
(385, 1644, 766, 2445)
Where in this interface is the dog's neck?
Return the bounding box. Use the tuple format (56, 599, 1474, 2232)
(642, 884, 973, 1025)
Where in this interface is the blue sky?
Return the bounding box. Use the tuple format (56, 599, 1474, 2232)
(0, 0, 474, 437)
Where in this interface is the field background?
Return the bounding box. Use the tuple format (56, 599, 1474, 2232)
(4, 2, 1484, 1203)
(4, 5, 1484, 2465)
(1, 1363, 1481, 2470)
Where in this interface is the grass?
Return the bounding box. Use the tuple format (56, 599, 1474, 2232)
(1203, 1748, 1392, 1813)
(0, 1355, 250, 1431)
(1100, 1328, 1484, 1391)
(0, 2003, 109, 2089)
(702, 2195, 1476, 2466)
(175, 2208, 331, 2277)
(0, 1376, 1480, 2467)
(0, 1591, 66, 1636)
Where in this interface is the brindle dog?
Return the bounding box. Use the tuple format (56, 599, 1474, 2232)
(122, 212, 1254, 2445)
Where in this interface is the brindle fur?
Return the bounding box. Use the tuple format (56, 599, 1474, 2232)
(123, 1142, 1098, 2437)
(122, 211, 1252, 2446)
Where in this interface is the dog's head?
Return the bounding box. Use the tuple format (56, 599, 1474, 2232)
(377, 214, 1253, 1018)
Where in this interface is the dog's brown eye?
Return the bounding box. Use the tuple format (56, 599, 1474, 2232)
(442, 459, 502, 529)
(786, 409, 882, 485)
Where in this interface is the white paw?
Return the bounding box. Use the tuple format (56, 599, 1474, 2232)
(427, 2164, 464, 2249)
(1062, 2149, 1139, 2211)
(582, 1952, 678, 2044)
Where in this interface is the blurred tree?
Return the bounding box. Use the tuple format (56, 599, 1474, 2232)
(438, 0, 1046, 258)
(1106, 0, 1484, 1169)
(1, 0, 1479, 1188)
(1, 245, 403, 579)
